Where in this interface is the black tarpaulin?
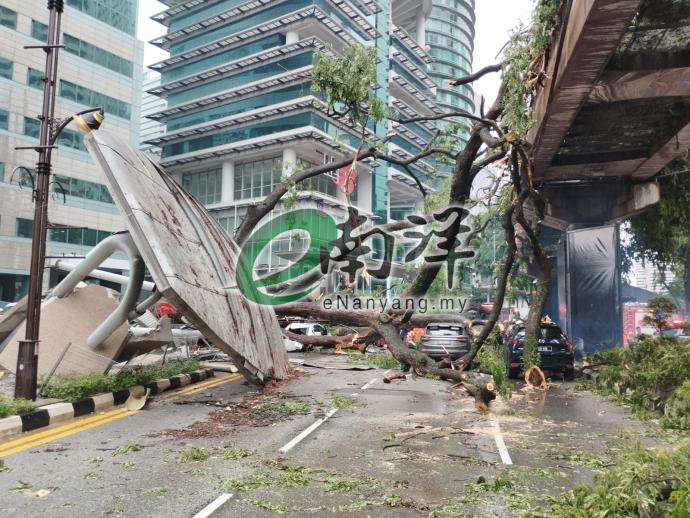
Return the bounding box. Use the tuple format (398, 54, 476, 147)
(567, 225, 622, 352)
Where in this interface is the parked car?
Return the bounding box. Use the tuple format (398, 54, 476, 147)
(283, 322, 327, 352)
(661, 328, 690, 341)
(420, 323, 470, 360)
(505, 323, 575, 380)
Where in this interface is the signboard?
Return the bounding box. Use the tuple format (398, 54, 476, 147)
(85, 132, 288, 382)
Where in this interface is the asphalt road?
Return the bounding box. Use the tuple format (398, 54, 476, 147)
(0, 353, 666, 517)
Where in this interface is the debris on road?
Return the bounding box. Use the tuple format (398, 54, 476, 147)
(383, 373, 408, 383)
(524, 366, 547, 390)
(0, 284, 129, 377)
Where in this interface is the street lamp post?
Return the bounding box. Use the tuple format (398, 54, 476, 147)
(14, 0, 104, 400)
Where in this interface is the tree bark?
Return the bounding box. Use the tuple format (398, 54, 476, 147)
(683, 242, 690, 319)
(514, 153, 552, 365)
(404, 86, 506, 299)
(281, 329, 373, 351)
(456, 148, 524, 369)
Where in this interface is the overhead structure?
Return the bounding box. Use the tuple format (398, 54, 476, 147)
(529, 0, 690, 226)
(84, 132, 289, 383)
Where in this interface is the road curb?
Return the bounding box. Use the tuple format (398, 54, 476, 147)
(0, 368, 215, 438)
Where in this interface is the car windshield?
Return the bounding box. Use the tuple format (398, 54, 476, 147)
(427, 325, 464, 334)
(540, 326, 564, 340)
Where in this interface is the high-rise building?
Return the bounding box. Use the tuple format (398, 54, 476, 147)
(146, 0, 469, 290)
(630, 258, 676, 294)
(0, 1, 144, 304)
(425, 0, 475, 116)
(140, 71, 166, 158)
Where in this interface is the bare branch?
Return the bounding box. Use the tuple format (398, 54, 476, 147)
(448, 63, 503, 87)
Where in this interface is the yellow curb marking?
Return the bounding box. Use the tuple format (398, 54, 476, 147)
(161, 373, 242, 400)
(0, 373, 243, 457)
(0, 408, 136, 458)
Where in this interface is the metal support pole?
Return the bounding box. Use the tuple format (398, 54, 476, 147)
(37, 342, 71, 398)
(16, 0, 64, 400)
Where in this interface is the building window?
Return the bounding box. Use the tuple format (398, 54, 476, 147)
(23, 117, 40, 138)
(15, 218, 33, 238)
(65, 0, 136, 36)
(299, 174, 338, 199)
(27, 68, 44, 89)
(53, 175, 114, 204)
(0, 109, 8, 131)
(0, 6, 16, 30)
(49, 224, 109, 245)
(182, 169, 222, 205)
(234, 158, 282, 201)
(0, 57, 12, 80)
(30, 20, 48, 42)
(56, 128, 86, 152)
(216, 215, 238, 236)
(0, 162, 5, 182)
(59, 80, 131, 120)
(23, 117, 85, 151)
(16, 217, 108, 245)
(31, 21, 133, 77)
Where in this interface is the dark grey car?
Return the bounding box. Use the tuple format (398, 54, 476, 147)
(420, 323, 470, 360)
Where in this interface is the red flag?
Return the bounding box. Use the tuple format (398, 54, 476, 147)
(331, 165, 357, 195)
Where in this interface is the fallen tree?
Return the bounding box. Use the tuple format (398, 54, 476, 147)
(281, 328, 377, 352)
(236, 1, 571, 395)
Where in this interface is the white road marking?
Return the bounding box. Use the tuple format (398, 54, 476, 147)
(491, 418, 513, 465)
(278, 370, 392, 454)
(193, 493, 233, 518)
(360, 369, 390, 391)
(279, 408, 338, 454)
(360, 378, 378, 391)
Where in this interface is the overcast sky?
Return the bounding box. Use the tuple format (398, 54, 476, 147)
(137, 0, 535, 101)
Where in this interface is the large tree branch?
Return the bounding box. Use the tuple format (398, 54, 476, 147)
(448, 63, 503, 87)
(404, 85, 507, 298)
(457, 148, 525, 369)
(235, 130, 441, 246)
(393, 111, 504, 149)
(276, 302, 476, 383)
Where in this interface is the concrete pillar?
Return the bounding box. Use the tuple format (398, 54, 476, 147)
(357, 169, 373, 213)
(221, 161, 234, 202)
(285, 30, 299, 45)
(416, 11, 426, 47)
(282, 148, 297, 176)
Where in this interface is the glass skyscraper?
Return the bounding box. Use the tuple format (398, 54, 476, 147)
(146, 0, 474, 289)
(426, 0, 475, 115)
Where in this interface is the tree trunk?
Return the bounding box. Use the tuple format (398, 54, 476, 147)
(457, 191, 520, 369)
(282, 330, 373, 352)
(457, 147, 524, 369)
(683, 242, 690, 319)
(516, 206, 551, 368)
(509, 148, 552, 369)
(403, 87, 506, 298)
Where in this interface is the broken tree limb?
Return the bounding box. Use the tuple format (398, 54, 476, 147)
(525, 366, 547, 389)
(281, 329, 374, 352)
(460, 372, 497, 411)
(465, 384, 497, 412)
(383, 372, 407, 383)
(457, 150, 525, 370)
(448, 63, 503, 87)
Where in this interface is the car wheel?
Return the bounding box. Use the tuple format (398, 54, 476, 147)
(563, 368, 575, 381)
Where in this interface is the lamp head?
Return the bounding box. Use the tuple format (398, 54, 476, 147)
(74, 108, 105, 134)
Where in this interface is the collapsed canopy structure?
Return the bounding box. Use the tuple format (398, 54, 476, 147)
(84, 131, 289, 383)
